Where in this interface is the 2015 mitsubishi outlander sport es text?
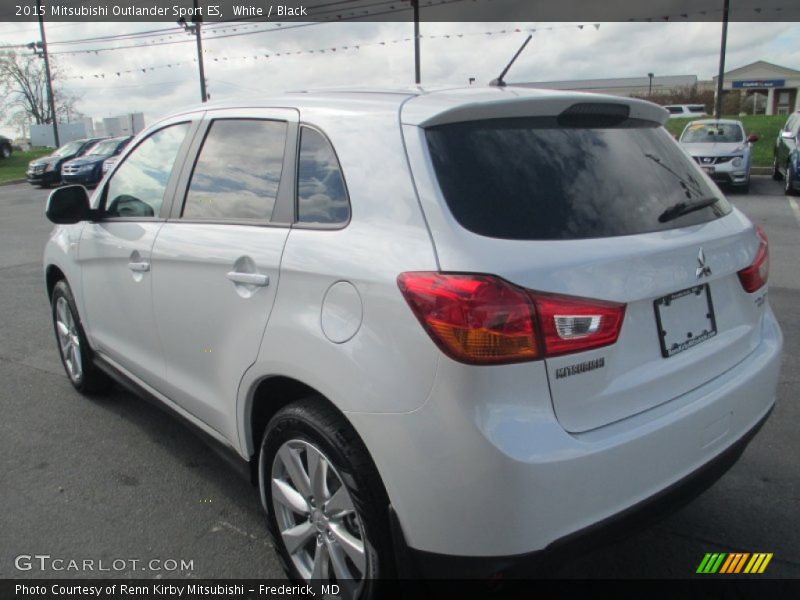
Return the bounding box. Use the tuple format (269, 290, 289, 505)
(43, 87, 782, 595)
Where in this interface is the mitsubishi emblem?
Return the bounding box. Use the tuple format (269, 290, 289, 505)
(696, 248, 712, 279)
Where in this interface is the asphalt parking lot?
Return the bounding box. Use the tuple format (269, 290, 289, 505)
(1, 177, 798, 580)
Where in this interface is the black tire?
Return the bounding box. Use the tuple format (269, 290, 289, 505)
(259, 397, 393, 599)
(786, 162, 799, 197)
(772, 154, 782, 181)
(51, 280, 111, 394)
(0, 144, 11, 159)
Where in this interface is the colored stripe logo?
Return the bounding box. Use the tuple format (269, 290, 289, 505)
(697, 552, 773, 574)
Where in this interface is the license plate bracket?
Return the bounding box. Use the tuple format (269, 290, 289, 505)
(654, 284, 717, 358)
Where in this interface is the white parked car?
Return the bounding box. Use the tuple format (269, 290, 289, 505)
(664, 104, 708, 118)
(679, 119, 759, 193)
(43, 88, 781, 592)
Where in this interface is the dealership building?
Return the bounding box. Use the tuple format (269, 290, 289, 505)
(517, 60, 800, 115)
(713, 61, 800, 115)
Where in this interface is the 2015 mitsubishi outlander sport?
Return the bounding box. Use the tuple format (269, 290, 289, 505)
(43, 87, 782, 596)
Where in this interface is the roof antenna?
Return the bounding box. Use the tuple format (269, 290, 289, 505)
(489, 35, 532, 87)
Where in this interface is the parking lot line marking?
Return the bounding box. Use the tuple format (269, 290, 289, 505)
(789, 198, 800, 228)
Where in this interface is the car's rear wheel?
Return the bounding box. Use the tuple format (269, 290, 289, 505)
(51, 280, 110, 394)
(259, 398, 393, 600)
(0, 144, 11, 159)
(786, 162, 798, 197)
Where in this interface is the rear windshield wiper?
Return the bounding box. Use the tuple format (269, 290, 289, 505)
(644, 152, 706, 195)
(658, 196, 719, 223)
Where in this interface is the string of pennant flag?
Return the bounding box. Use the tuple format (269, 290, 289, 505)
(57, 23, 601, 81)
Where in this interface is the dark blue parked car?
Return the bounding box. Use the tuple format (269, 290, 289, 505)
(26, 137, 106, 187)
(61, 136, 132, 187)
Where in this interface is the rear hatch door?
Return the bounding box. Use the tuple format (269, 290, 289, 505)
(405, 96, 766, 432)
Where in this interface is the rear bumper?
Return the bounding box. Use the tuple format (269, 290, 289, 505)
(350, 308, 782, 561)
(401, 404, 772, 578)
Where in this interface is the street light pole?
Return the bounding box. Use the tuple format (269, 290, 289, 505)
(648, 72, 654, 96)
(714, 0, 730, 120)
(36, 0, 59, 146)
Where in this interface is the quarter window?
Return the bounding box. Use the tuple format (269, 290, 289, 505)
(182, 119, 288, 221)
(104, 123, 190, 218)
(296, 127, 349, 225)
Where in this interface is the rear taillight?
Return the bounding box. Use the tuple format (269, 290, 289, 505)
(737, 225, 769, 293)
(397, 272, 625, 365)
(532, 292, 626, 357)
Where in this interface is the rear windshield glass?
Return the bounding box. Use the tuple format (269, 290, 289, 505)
(425, 117, 731, 240)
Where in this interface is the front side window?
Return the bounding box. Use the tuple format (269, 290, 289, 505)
(104, 123, 190, 219)
(296, 127, 349, 225)
(182, 119, 287, 221)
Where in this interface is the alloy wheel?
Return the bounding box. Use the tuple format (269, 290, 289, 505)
(55, 296, 82, 382)
(271, 439, 367, 594)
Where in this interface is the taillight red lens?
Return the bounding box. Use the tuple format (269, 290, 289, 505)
(397, 272, 626, 365)
(737, 225, 769, 293)
(397, 272, 540, 364)
(530, 292, 626, 357)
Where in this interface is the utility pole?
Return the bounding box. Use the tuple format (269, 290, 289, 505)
(714, 0, 729, 120)
(179, 0, 208, 102)
(36, 0, 59, 146)
(413, 0, 420, 84)
(648, 72, 654, 96)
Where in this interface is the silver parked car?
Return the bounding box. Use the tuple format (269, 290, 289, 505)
(43, 88, 781, 593)
(679, 119, 759, 193)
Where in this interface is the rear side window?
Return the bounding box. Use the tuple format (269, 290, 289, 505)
(665, 106, 683, 114)
(425, 117, 731, 240)
(182, 119, 287, 221)
(296, 127, 349, 225)
(688, 106, 707, 113)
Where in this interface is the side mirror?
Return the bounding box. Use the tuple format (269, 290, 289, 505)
(781, 130, 796, 140)
(747, 134, 759, 143)
(45, 185, 92, 224)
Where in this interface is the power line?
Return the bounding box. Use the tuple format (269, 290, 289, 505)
(56, 23, 600, 81)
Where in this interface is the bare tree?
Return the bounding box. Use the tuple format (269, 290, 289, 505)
(0, 51, 81, 136)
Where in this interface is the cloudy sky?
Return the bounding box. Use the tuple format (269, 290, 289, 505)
(1, 19, 799, 138)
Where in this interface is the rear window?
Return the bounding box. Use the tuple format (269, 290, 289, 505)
(425, 117, 731, 240)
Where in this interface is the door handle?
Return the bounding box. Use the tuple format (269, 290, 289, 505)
(226, 271, 269, 287)
(128, 261, 150, 273)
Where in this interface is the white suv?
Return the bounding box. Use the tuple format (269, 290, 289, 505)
(664, 104, 708, 118)
(44, 88, 782, 592)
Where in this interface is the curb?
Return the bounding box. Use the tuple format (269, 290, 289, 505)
(0, 178, 26, 187)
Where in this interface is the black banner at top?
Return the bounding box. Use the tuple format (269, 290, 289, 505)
(2, 0, 800, 23)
